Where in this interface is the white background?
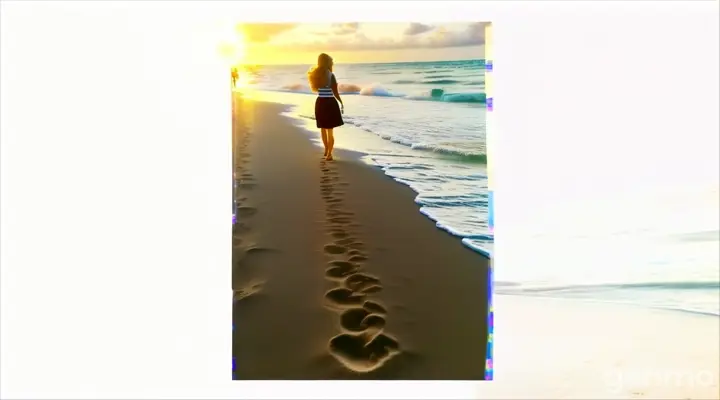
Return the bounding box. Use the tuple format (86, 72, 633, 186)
(1, 1, 718, 399)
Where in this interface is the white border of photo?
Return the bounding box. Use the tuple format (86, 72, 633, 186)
(1, 1, 718, 399)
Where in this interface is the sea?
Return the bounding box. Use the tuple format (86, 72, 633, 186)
(236, 59, 720, 317)
(494, 185, 720, 316)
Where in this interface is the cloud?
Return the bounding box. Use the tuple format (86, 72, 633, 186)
(289, 22, 489, 52)
(404, 23, 435, 36)
(465, 22, 488, 43)
(331, 23, 360, 35)
(236, 23, 297, 42)
(425, 22, 489, 47)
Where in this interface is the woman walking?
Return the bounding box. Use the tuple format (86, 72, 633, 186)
(307, 53, 344, 161)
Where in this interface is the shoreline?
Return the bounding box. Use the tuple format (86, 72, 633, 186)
(247, 89, 494, 259)
(287, 115, 494, 259)
(494, 291, 720, 319)
(231, 94, 490, 380)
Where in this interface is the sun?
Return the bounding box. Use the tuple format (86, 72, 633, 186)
(217, 26, 247, 67)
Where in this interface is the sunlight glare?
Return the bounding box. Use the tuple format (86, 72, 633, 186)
(217, 24, 246, 67)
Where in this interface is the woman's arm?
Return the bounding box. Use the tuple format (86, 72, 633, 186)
(331, 74, 344, 112)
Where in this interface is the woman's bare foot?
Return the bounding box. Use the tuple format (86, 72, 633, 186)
(325, 154, 334, 161)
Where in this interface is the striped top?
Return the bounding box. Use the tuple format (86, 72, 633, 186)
(318, 71, 335, 98)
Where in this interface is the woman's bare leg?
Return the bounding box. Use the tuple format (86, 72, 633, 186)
(326, 128, 335, 160)
(320, 129, 328, 157)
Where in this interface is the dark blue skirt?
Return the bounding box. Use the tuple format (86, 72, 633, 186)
(315, 97, 344, 129)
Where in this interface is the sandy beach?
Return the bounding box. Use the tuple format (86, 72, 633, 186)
(483, 295, 720, 399)
(231, 95, 490, 380)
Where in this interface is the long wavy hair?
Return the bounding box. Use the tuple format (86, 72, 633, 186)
(307, 53, 333, 92)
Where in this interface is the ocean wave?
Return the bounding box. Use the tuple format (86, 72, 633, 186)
(495, 280, 720, 293)
(494, 280, 720, 316)
(675, 229, 720, 243)
(416, 197, 488, 208)
(408, 142, 487, 161)
(280, 83, 362, 94)
(271, 83, 485, 104)
(420, 74, 455, 79)
(462, 238, 492, 257)
(406, 89, 486, 103)
(326, 118, 488, 163)
(414, 206, 492, 256)
(358, 85, 397, 97)
(391, 78, 478, 86)
(423, 79, 462, 85)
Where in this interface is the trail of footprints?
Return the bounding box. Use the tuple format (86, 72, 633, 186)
(232, 122, 265, 303)
(320, 163, 400, 373)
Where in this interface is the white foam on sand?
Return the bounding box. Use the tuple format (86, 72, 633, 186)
(477, 295, 720, 399)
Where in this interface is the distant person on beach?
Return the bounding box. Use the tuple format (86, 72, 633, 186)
(308, 53, 344, 161)
(231, 67, 239, 88)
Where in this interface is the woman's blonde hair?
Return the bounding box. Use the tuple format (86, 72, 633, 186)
(307, 53, 333, 92)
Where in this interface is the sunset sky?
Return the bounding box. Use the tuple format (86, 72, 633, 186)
(221, 22, 488, 65)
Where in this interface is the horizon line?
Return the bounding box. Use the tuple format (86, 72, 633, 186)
(239, 58, 485, 67)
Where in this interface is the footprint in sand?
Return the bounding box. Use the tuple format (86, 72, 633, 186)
(331, 231, 349, 239)
(348, 242, 365, 250)
(362, 300, 387, 315)
(238, 182, 257, 190)
(233, 245, 277, 269)
(244, 246, 275, 255)
(233, 281, 263, 301)
(327, 211, 354, 219)
(325, 287, 365, 307)
(339, 307, 386, 332)
(324, 244, 348, 255)
(334, 237, 356, 246)
(326, 261, 360, 279)
(232, 235, 244, 247)
(327, 217, 351, 224)
(328, 332, 400, 373)
(344, 273, 382, 293)
(348, 254, 368, 263)
(326, 205, 355, 217)
(233, 223, 251, 234)
(361, 285, 383, 294)
(236, 207, 257, 218)
(318, 179, 400, 373)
